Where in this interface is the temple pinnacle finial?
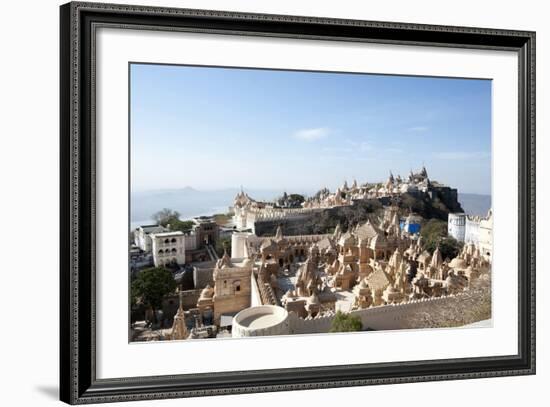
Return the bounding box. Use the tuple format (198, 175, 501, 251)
(171, 289, 188, 340)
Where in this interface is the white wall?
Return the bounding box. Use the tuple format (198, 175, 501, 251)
(0, 0, 547, 406)
(290, 293, 484, 334)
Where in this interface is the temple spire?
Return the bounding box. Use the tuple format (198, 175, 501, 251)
(171, 291, 188, 340)
(430, 244, 443, 269)
(275, 224, 284, 241)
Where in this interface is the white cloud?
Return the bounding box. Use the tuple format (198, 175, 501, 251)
(293, 127, 331, 141)
(346, 139, 402, 154)
(433, 151, 490, 160)
(408, 126, 429, 132)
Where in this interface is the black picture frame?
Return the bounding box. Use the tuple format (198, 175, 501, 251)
(60, 1, 536, 404)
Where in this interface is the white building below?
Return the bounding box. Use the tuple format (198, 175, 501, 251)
(134, 224, 168, 252)
(478, 211, 493, 261)
(232, 305, 290, 338)
(150, 231, 186, 267)
(448, 209, 493, 262)
(448, 213, 466, 242)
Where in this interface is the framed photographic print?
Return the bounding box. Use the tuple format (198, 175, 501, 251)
(60, 1, 536, 404)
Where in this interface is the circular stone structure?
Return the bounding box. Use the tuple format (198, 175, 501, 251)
(232, 305, 290, 338)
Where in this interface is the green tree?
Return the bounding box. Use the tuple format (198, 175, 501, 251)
(288, 193, 305, 207)
(425, 236, 462, 260)
(131, 267, 176, 323)
(170, 219, 194, 233)
(421, 218, 447, 242)
(153, 208, 181, 227)
(421, 218, 462, 259)
(329, 311, 362, 333)
(152, 208, 195, 232)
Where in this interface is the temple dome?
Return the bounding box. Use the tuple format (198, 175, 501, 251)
(449, 257, 467, 270)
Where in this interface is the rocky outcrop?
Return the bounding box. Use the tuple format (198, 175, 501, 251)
(254, 189, 462, 237)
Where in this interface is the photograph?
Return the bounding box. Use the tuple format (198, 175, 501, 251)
(55, 1, 536, 404)
(128, 64, 493, 342)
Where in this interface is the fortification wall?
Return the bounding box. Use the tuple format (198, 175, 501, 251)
(254, 208, 320, 220)
(289, 292, 485, 335)
(255, 201, 376, 236)
(254, 214, 317, 236)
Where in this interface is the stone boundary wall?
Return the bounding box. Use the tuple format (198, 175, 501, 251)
(161, 289, 202, 320)
(250, 273, 262, 307)
(257, 274, 279, 306)
(179, 289, 202, 308)
(289, 291, 486, 334)
(193, 262, 215, 289)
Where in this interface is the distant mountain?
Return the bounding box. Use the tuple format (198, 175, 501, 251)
(458, 193, 491, 217)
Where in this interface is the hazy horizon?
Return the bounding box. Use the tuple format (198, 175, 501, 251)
(131, 184, 492, 196)
(131, 64, 492, 195)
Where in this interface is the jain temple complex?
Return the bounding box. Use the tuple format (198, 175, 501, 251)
(130, 167, 493, 341)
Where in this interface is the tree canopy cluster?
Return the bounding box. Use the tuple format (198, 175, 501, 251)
(277, 192, 306, 208)
(131, 267, 177, 319)
(153, 208, 194, 233)
(329, 311, 363, 333)
(420, 218, 463, 260)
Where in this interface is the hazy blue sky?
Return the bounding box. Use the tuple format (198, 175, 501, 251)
(131, 64, 492, 195)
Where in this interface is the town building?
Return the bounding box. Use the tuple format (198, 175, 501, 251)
(447, 209, 493, 251)
(401, 213, 422, 234)
(478, 210, 493, 261)
(134, 216, 221, 265)
(448, 213, 466, 242)
(134, 224, 168, 252)
(150, 231, 186, 267)
(193, 216, 220, 246)
(209, 250, 253, 324)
